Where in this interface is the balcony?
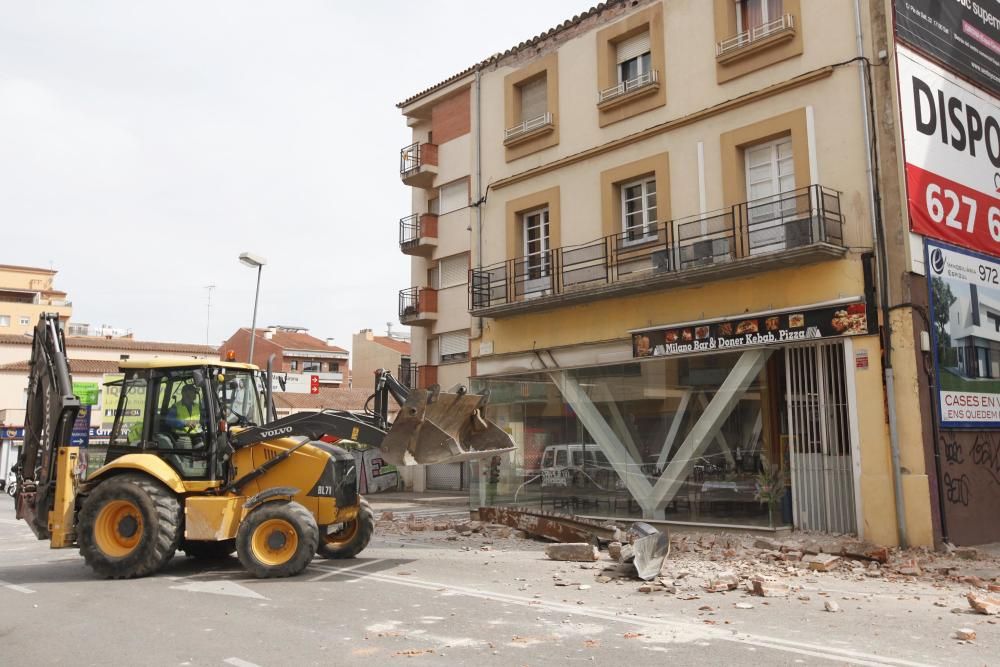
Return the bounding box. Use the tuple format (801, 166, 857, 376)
(398, 286, 438, 326)
(504, 112, 555, 147)
(418, 365, 438, 388)
(399, 141, 438, 188)
(470, 185, 846, 317)
(716, 14, 795, 62)
(399, 213, 438, 256)
(398, 363, 418, 389)
(598, 70, 659, 109)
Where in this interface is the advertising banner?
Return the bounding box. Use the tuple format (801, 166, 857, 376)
(270, 373, 320, 394)
(72, 382, 99, 406)
(898, 45, 1000, 256)
(631, 301, 870, 358)
(71, 406, 91, 447)
(926, 239, 1000, 427)
(894, 0, 1000, 99)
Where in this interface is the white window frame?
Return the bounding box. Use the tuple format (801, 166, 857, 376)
(735, 0, 782, 33)
(745, 136, 796, 254)
(522, 207, 551, 281)
(620, 176, 658, 245)
(18, 315, 30, 326)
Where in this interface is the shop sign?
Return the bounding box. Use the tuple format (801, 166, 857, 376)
(894, 0, 1000, 99)
(926, 239, 1000, 427)
(269, 373, 318, 394)
(897, 46, 1000, 256)
(71, 406, 91, 447)
(632, 301, 870, 358)
(73, 382, 99, 406)
(855, 350, 870, 369)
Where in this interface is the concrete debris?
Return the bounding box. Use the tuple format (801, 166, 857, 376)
(618, 543, 636, 564)
(824, 600, 841, 612)
(545, 543, 599, 562)
(735, 602, 755, 609)
(967, 591, 1000, 615)
(804, 553, 841, 572)
(608, 542, 622, 561)
(703, 574, 739, 593)
(895, 559, 923, 576)
(955, 628, 976, 641)
(379, 511, 394, 521)
(954, 547, 979, 561)
(750, 578, 790, 598)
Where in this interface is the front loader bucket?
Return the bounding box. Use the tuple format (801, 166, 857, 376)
(378, 387, 514, 466)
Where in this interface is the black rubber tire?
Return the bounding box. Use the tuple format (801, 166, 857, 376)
(236, 500, 318, 578)
(182, 539, 236, 560)
(316, 497, 374, 560)
(78, 473, 182, 579)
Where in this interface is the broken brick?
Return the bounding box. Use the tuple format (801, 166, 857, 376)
(803, 553, 841, 572)
(751, 578, 790, 598)
(545, 543, 599, 562)
(967, 591, 1000, 615)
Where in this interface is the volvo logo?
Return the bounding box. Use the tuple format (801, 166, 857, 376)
(930, 248, 945, 274)
(260, 426, 293, 439)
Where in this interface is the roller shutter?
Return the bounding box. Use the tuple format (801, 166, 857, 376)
(439, 254, 467, 288)
(439, 180, 468, 214)
(519, 76, 547, 121)
(616, 31, 650, 63)
(426, 463, 464, 490)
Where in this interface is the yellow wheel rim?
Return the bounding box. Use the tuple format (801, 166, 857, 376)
(251, 518, 298, 566)
(323, 519, 358, 547)
(94, 500, 143, 558)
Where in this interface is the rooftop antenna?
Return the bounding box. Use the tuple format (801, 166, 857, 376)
(205, 284, 216, 344)
(386, 321, 393, 338)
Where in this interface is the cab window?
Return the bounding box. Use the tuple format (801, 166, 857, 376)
(541, 450, 554, 468)
(108, 374, 148, 448)
(555, 450, 567, 467)
(148, 370, 212, 479)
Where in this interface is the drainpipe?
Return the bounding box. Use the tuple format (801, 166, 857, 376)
(853, 0, 908, 548)
(471, 67, 484, 341)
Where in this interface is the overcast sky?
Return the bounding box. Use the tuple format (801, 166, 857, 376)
(0, 1, 588, 354)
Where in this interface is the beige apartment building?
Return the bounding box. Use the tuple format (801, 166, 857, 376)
(395, 0, 965, 545)
(352, 328, 412, 391)
(0, 264, 72, 335)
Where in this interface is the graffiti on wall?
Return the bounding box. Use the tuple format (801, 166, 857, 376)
(938, 430, 1000, 544)
(352, 447, 399, 494)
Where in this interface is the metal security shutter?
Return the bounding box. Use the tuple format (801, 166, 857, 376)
(439, 180, 468, 214)
(439, 254, 467, 288)
(426, 463, 463, 490)
(616, 31, 650, 63)
(439, 330, 468, 359)
(519, 76, 547, 121)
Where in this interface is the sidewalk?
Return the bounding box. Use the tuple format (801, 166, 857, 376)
(366, 490, 472, 520)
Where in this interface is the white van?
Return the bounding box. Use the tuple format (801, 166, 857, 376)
(539, 444, 611, 487)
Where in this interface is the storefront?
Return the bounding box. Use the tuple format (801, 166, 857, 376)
(472, 298, 872, 533)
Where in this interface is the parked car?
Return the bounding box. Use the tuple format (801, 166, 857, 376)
(539, 444, 618, 488)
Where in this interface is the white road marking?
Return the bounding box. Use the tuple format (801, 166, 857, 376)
(0, 579, 36, 594)
(331, 568, 937, 667)
(306, 558, 385, 582)
(169, 580, 267, 600)
(223, 658, 261, 667)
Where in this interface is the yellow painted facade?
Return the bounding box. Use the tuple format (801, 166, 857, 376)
(0, 265, 72, 336)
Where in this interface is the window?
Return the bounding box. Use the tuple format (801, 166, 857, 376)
(18, 316, 30, 326)
(737, 0, 783, 33)
(439, 330, 469, 363)
(439, 254, 468, 288)
(518, 75, 547, 123)
(329, 362, 340, 372)
(428, 197, 440, 215)
(616, 31, 652, 85)
(745, 136, 796, 253)
(523, 208, 550, 280)
(428, 265, 440, 289)
(290, 360, 298, 371)
(0, 315, 9, 327)
(620, 177, 657, 243)
(109, 374, 148, 448)
(438, 180, 467, 215)
(302, 361, 321, 373)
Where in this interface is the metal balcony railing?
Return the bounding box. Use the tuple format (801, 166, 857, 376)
(598, 70, 659, 104)
(399, 213, 438, 247)
(400, 142, 421, 174)
(504, 112, 554, 141)
(716, 14, 795, 57)
(399, 286, 437, 320)
(398, 363, 418, 389)
(470, 184, 844, 310)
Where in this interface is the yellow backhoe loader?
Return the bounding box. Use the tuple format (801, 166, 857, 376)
(13, 314, 513, 579)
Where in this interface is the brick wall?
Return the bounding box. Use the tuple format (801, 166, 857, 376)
(431, 88, 470, 145)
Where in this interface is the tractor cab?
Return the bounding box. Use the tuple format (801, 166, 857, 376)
(104, 360, 266, 481)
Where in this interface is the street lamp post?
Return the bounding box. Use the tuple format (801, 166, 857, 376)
(239, 252, 267, 364)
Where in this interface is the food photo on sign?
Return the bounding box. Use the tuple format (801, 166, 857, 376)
(631, 302, 869, 358)
(926, 240, 1000, 427)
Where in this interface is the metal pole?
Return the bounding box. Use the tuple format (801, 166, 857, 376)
(247, 265, 262, 364)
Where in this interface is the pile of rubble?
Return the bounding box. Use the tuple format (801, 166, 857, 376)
(374, 510, 1000, 617)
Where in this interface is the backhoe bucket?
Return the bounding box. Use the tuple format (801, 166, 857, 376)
(378, 387, 514, 466)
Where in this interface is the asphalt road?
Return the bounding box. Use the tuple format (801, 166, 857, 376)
(0, 495, 994, 666)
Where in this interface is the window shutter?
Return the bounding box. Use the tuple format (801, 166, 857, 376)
(439, 254, 468, 288)
(439, 331, 468, 358)
(616, 31, 651, 63)
(519, 76, 547, 121)
(439, 180, 468, 214)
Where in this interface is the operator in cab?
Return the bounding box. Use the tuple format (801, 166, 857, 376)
(165, 384, 205, 446)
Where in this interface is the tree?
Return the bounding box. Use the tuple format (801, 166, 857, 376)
(931, 277, 957, 361)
